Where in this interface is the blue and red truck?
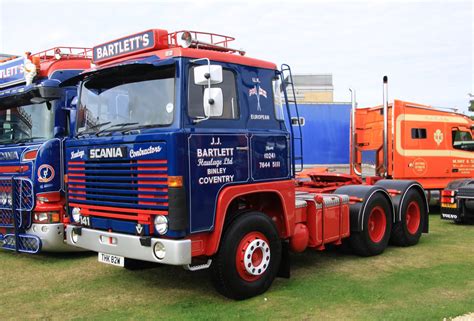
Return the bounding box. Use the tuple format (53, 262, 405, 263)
(63, 29, 429, 299)
(0, 47, 91, 253)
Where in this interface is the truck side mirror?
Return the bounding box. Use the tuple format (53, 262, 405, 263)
(62, 96, 78, 111)
(203, 88, 223, 117)
(71, 96, 78, 108)
(194, 65, 223, 85)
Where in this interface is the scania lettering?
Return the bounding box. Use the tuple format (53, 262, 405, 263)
(64, 29, 428, 299)
(89, 147, 126, 159)
(0, 47, 91, 253)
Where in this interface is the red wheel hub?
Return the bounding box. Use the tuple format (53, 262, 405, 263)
(235, 232, 270, 282)
(406, 201, 421, 235)
(367, 206, 386, 243)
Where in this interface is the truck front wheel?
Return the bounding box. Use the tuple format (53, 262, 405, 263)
(349, 193, 392, 256)
(210, 211, 282, 300)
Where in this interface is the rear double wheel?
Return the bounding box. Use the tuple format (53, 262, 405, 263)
(390, 190, 425, 246)
(349, 193, 392, 256)
(211, 211, 281, 300)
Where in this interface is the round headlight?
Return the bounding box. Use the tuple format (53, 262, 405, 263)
(6, 193, 12, 206)
(71, 228, 79, 244)
(154, 215, 168, 235)
(72, 207, 81, 223)
(0, 192, 8, 205)
(153, 241, 166, 260)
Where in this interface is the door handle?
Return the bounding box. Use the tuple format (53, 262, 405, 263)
(236, 146, 249, 151)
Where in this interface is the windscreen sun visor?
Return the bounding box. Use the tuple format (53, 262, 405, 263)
(60, 56, 176, 88)
(0, 78, 63, 110)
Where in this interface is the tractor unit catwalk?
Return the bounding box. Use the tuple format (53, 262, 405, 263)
(63, 29, 429, 299)
(0, 48, 91, 253)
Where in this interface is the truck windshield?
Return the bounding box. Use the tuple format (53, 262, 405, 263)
(452, 130, 474, 151)
(77, 65, 175, 135)
(0, 103, 54, 144)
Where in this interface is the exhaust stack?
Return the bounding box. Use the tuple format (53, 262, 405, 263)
(349, 88, 361, 176)
(382, 76, 389, 177)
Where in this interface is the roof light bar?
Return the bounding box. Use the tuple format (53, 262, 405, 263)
(169, 30, 245, 56)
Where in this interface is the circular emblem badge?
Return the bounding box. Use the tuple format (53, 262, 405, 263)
(37, 164, 55, 183)
(410, 158, 428, 176)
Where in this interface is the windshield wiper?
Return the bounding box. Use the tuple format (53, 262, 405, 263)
(77, 121, 112, 137)
(12, 136, 46, 144)
(0, 120, 22, 126)
(121, 123, 169, 135)
(96, 122, 139, 136)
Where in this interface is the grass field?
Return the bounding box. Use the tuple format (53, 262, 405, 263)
(0, 215, 473, 321)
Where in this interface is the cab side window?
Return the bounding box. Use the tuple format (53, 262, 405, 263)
(411, 128, 426, 139)
(452, 130, 473, 150)
(188, 67, 240, 119)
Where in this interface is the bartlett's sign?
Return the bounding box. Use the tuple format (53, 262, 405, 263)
(0, 57, 26, 89)
(93, 30, 156, 63)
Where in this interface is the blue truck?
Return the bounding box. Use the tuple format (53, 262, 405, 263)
(0, 47, 91, 253)
(63, 29, 428, 299)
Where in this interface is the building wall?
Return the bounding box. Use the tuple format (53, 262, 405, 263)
(289, 74, 334, 103)
(293, 103, 351, 165)
(301, 91, 333, 103)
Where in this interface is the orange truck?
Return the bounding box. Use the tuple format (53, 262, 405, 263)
(302, 77, 473, 223)
(350, 78, 473, 194)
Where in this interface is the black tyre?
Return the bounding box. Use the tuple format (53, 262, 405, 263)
(349, 193, 392, 256)
(390, 189, 425, 246)
(210, 211, 281, 300)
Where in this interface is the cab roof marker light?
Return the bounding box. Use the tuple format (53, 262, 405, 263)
(54, 48, 62, 60)
(23, 53, 38, 86)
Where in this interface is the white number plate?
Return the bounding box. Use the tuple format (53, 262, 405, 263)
(98, 252, 124, 267)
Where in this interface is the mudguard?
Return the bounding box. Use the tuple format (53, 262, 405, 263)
(334, 185, 393, 232)
(375, 180, 429, 233)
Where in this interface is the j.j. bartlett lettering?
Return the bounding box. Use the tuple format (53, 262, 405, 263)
(196, 144, 235, 185)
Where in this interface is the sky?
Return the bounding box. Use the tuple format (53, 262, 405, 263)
(0, 0, 472, 112)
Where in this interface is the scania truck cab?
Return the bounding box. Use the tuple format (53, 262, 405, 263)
(0, 48, 91, 253)
(64, 30, 428, 299)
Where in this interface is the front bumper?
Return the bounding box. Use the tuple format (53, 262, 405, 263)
(27, 223, 84, 252)
(65, 226, 191, 266)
